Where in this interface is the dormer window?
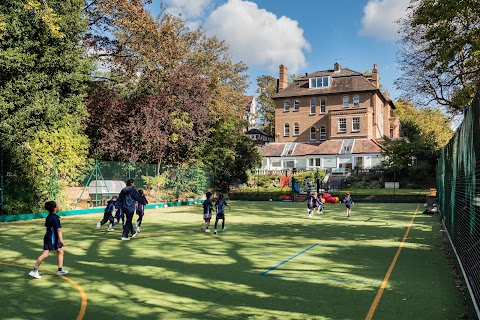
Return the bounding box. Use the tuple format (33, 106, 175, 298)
(309, 76, 329, 88)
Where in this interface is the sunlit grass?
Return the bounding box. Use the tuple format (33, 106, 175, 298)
(0, 201, 467, 319)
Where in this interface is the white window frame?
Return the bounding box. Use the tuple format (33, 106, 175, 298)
(284, 100, 290, 112)
(320, 97, 326, 114)
(294, 123, 300, 136)
(309, 76, 330, 88)
(310, 98, 316, 114)
(294, 100, 300, 111)
(339, 118, 347, 132)
(353, 95, 360, 107)
(390, 125, 394, 138)
(310, 127, 316, 141)
(352, 117, 360, 132)
(284, 123, 290, 136)
(320, 126, 326, 140)
(342, 96, 349, 108)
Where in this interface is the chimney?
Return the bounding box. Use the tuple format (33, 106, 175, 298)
(371, 64, 379, 87)
(334, 62, 341, 72)
(278, 65, 288, 91)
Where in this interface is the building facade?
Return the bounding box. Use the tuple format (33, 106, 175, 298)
(258, 63, 400, 173)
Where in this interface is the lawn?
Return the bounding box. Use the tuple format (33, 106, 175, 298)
(0, 201, 467, 319)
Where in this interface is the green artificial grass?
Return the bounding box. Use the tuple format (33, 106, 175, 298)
(0, 202, 467, 319)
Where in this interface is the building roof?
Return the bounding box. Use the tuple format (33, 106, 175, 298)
(245, 128, 273, 137)
(257, 139, 382, 157)
(273, 69, 378, 99)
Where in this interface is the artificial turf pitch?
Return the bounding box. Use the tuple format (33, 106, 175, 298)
(0, 201, 467, 319)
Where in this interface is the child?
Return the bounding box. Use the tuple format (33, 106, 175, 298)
(304, 191, 314, 217)
(201, 191, 213, 232)
(213, 194, 231, 234)
(96, 196, 117, 231)
(314, 193, 324, 215)
(135, 189, 148, 233)
(112, 207, 124, 228)
(344, 192, 354, 217)
(29, 201, 68, 279)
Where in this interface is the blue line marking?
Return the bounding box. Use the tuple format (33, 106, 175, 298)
(268, 274, 382, 285)
(260, 243, 318, 276)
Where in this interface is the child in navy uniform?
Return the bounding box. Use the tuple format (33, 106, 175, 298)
(213, 194, 230, 234)
(97, 196, 117, 231)
(117, 179, 147, 240)
(201, 192, 213, 232)
(313, 192, 324, 215)
(304, 191, 314, 217)
(344, 192, 354, 217)
(135, 189, 148, 233)
(112, 207, 124, 228)
(29, 201, 68, 279)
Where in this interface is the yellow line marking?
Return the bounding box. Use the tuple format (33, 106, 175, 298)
(0, 261, 87, 320)
(365, 204, 420, 320)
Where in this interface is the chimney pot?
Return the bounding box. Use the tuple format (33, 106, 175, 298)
(278, 65, 288, 91)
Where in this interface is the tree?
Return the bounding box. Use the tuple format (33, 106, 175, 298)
(256, 75, 277, 136)
(84, 3, 249, 165)
(87, 65, 212, 164)
(0, 0, 91, 212)
(197, 118, 261, 192)
(381, 99, 454, 187)
(396, 0, 480, 113)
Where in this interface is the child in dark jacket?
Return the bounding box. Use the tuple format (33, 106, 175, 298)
(96, 196, 117, 231)
(135, 189, 148, 233)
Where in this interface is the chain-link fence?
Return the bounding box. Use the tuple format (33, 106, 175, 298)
(0, 158, 215, 214)
(436, 88, 480, 317)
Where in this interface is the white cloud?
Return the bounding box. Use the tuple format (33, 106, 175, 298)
(359, 0, 410, 41)
(165, 0, 212, 20)
(204, 0, 310, 73)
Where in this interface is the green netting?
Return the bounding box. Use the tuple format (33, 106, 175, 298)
(0, 158, 214, 214)
(436, 87, 480, 317)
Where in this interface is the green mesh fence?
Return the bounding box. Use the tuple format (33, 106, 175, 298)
(436, 88, 480, 317)
(0, 157, 214, 214)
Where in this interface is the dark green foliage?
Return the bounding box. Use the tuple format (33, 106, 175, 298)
(0, 0, 91, 213)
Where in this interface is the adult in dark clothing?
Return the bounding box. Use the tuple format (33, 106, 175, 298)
(117, 179, 147, 240)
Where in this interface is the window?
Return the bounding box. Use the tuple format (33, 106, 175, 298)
(310, 98, 316, 114)
(352, 117, 360, 132)
(284, 160, 295, 168)
(310, 127, 316, 141)
(390, 109, 395, 117)
(284, 100, 290, 112)
(309, 76, 330, 88)
(390, 125, 394, 138)
(339, 118, 347, 132)
(353, 95, 360, 107)
(294, 123, 299, 136)
(284, 123, 290, 136)
(309, 158, 321, 167)
(320, 126, 326, 140)
(320, 97, 326, 114)
(294, 100, 300, 111)
(342, 96, 349, 108)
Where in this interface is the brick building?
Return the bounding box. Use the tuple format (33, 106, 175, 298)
(258, 63, 400, 173)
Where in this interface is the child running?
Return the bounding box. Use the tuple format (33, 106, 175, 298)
(304, 191, 314, 217)
(96, 196, 117, 231)
(213, 194, 230, 234)
(201, 191, 213, 232)
(344, 192, 354, 217)
(29, 201, 69, 279)
(135, 189, 148, 233)
(314, 192, 324, 215)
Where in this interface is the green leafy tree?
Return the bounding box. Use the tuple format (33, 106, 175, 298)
(198, 119, 261, 192)
(381, 99, 454, 187)
(256, 75, 277, 136)
(397, 0, 480, 113)
(0, 0, 91, 212)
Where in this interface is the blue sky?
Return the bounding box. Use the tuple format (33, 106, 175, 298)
(149, 0, 411, 100)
